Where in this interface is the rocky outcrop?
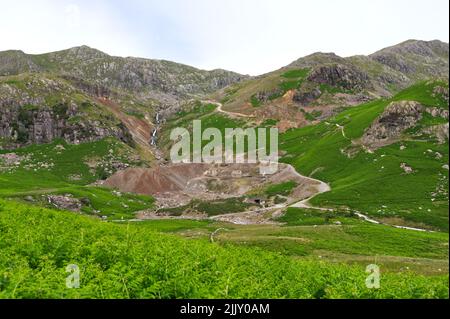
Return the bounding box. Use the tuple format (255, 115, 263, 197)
(371, 54, 416, 75)
(425, 107, 449, 119)
(253, 88, 284, 103)
(307, 64, 370, 91)
(361, 101, 424, 149)
(283, 40, 448, 100)
(0, 102, 132, 149)
(361, 99, 449, 150)
(423, 123, 449, 144)
(0, 50, 41, 75)
(0, 74, 134, 149)
(46, 194, 82, 212)
(61, 75, 113, 98)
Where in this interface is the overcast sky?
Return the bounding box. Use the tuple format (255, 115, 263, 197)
(0, 0, 448, 75)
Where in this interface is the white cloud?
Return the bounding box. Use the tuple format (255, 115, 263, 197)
(0, 0, 145, 57)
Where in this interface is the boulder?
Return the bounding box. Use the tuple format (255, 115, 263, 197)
(46, 194, 82, 211)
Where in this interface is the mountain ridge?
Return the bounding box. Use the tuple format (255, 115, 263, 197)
(2, 39, 447, 79)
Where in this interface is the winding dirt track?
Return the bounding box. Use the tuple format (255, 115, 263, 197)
(202, 100, 254, 118)
(210, 164, 330, 225)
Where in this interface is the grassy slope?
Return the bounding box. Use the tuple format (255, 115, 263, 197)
(280, 81, 449, 231)
(0, 199, 448, 299)
(392, 80, 449, 108)
(0, 138, 154, 219)
(137, 215, 449, 277)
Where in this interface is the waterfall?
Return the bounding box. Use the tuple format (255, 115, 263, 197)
(150, 112, 161, 146)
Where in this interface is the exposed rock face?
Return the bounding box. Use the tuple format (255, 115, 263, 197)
(362, 101, 424, 149)
(0, 74, 134, 149)
(0, 50, 41, 75)
(0, 101, 131, 149)
(277, 40, 448, 103)
(0, 46, 248, 134)
(362, 98, 450, 149)
(293, 88, 322, 106)
(433, 85, 449, 104)
(253, 88, 284, 103)
(425, 107, 449, 119)
(371, 53, 416, 75)
(423, 123, 449, 144)
(61, 75, 112, 98)
(370, 40, 449, 79)
(307, 64, 370, 91)
(0, 46, 247, 102)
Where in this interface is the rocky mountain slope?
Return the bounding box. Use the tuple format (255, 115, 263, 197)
(0, 46, 246, 103)
(370, 40, 449, 80)
(216, 40, 449, 131)
(0, 73, 132, 149)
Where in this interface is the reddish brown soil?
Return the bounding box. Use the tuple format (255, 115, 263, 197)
(104, 164, 209, 195)
(97, 97, 152, 148)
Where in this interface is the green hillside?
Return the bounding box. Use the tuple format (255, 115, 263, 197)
(0, 138, 154, 219)
(280, 81, 449, 231)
